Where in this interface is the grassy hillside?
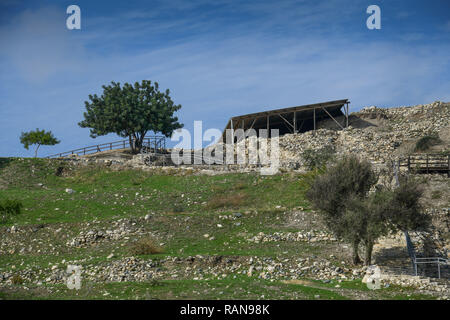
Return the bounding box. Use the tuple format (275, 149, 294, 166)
(0, 158, 437, 300)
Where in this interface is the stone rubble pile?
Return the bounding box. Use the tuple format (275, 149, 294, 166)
(2, 256, 447, 296)
(66, 230, 121, 247)
(247, 231, 337, 243)
(194, 101, 449, 171)
(0, 255, 354, 286)
(381, 273, 449, 295)
(359, 101, 449, 137)
(66, 219, 153, 248)
(277, 101, 449, 169)
(1, 250, 448, 296)
(52, 101, 449, 173)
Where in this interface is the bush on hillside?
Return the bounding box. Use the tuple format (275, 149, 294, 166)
(11, 274, 24, 285)
(414, 134, 442, 152)
(130, 237, 164, 255)
(0, 199, 23, 224)
(302, 145, 336, 171)
(207, 193, 248, 209)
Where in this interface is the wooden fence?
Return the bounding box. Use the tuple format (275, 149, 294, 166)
(398, 154, 449, 177)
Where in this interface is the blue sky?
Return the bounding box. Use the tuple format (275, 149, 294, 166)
(0, 0, 449, 157)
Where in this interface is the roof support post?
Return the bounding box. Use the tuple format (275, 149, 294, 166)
(321, 107, 344, 130)
(279, 114, 294, 132)
(313, 107, 316, 135)
(230, 119, 234, 146)
(249, 118, 257, 130)
(298, 120, 304, 132)
(267, 115, 270, 138)
(293, 111, 297, 133)
(346, 103, 349, 128)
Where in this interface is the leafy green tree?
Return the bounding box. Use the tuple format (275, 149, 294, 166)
(20, 129, 60, 157)
(78, 80, 183, 153)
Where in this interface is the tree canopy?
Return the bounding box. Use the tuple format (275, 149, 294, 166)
(20, 129, 60, 157)
(78, 80, 183, 153)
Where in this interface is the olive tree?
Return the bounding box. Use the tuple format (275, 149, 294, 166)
(307, 156, 431, 265)
(383, 176, 430, 232)
(306, 155, 378, 264)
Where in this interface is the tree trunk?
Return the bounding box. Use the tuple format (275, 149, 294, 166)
(34, 144, 40, 158)
(352, 240, 362, 265)
(135, 132, 147, 154)
(135, 136, 143, 153)
(128, 132, 147, 154)
(128, 135, 135, 154)
(364, 241, 374, 266)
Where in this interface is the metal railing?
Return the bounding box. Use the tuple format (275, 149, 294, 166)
(45, 136, 166, 158)
(405, 231, 449, 279)
(414, 257, 449, 279)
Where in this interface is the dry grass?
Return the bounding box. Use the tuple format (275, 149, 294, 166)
(11, 274, 24, 285)
(233, 182, 247, 190)
(281, 279, 315, 286)
(207, 192, 248, 209)
(130, 237, 164, 255)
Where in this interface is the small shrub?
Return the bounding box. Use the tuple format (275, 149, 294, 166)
(233, 182, 247, 190)
(171, 204, 185, 213)
(302, 145, 336, 171)
(414, 135, 442, 152)
(130, 237, 164, 255)
(207, 193, 247, 209)
(147, 279, 163, 287)
(438, 150, 450, 157)
(131, 174, 147, 186)
(431, 190, 442, 200)
(0, 199, 23, 224)
(55, 166, 66, 177)
(11, 274, 24, 285)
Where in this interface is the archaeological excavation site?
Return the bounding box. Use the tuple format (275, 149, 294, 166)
(2, 1, 450, 308)
(1, 99, 449, 300)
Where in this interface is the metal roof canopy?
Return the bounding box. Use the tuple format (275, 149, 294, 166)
(222, 99, 350, 141)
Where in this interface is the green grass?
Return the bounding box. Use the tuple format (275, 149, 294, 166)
(0, 158, 444, 300)
(0, 276, 347, 300)
(0, 158, 308, 226)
